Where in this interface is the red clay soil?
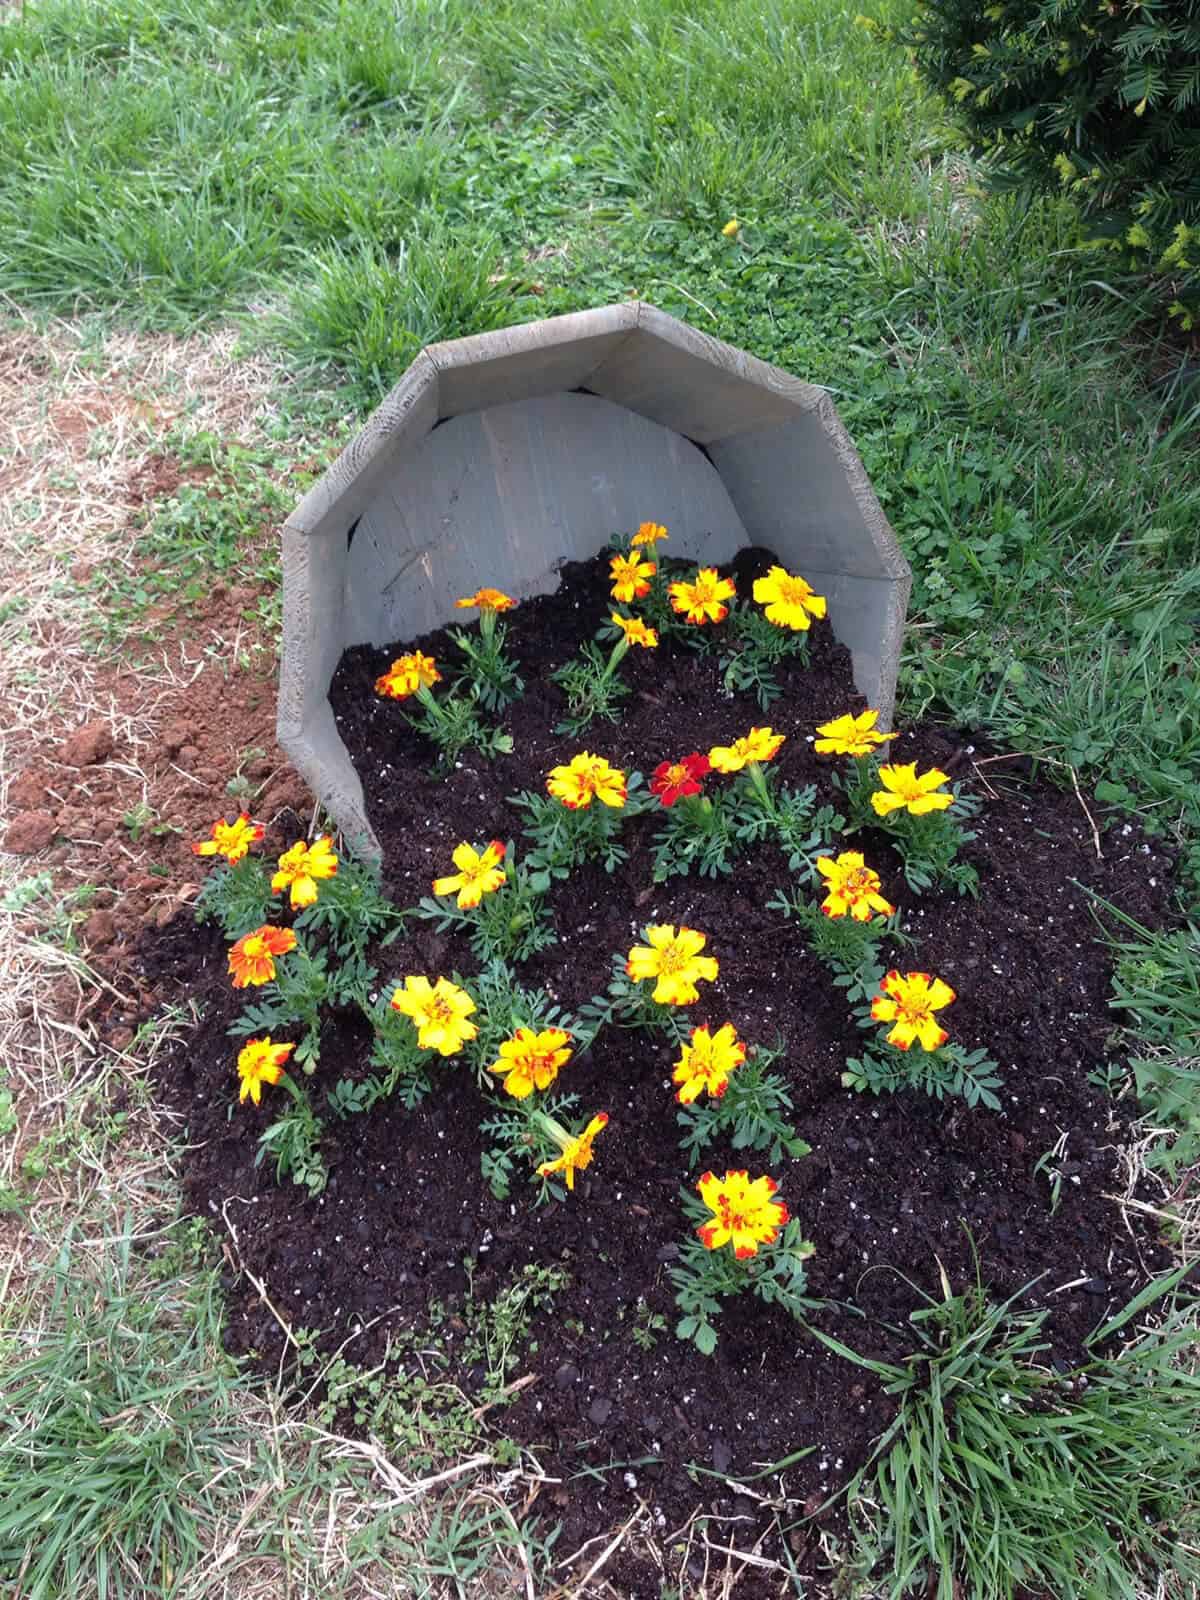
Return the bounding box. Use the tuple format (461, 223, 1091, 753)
(137, 545, 1175, 1591)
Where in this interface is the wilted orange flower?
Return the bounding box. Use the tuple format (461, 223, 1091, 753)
(455, 587, 516, 612)
(752, 567, 826, 631)
(490, 1027, 573, 1099)
(271, 836, 338, 908)
(546, 752, 627, 810)
(708, 726, 786, 773)
(673, 1023, 746, 1103)
(814, 709, 896, 756)
(192, 813, 263, 864)
(609, 552, 656, 602)
(228, 925, 298, 988)
(816, 851, 894, 922)
(696, 1170, 788, 1258)
(668, 567, 736, 624)
(236, 1036, 294, 1106)
(870, 970, 956, 1052)
(871, 763, 954, 817)
(626, 924, 718, 1006)
(632, 521, 669, 548)
(390, 975, 478, 1056)
(610, 612, 658, 648)
(432, 840, 507, 908)
(375, 651, 441, 699)
(537, 1112, 608, 1191)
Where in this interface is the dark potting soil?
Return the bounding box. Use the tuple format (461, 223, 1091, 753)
(147, 544, 1175, 1592)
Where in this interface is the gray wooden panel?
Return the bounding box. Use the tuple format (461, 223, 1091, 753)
(798, 571, 910, 727)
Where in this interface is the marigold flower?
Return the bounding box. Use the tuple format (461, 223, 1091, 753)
(375, 650, 441, 699)
(546, 752, 627, 810)
(390, 975, 478, 1056)
(651, 752, 710, 807)
(673, 1023, 746, 1103)
(696, 1170, 788, 1259)
(668, 567, 736, 624)
(537, 1112, 608, 1191)
(626, 924, 719, 1006)
(816, 851, 895, 922)
(871, 762, 954, 817)
(870, 969, 956, 1052)
(814, 709, 896, 757)
(609, 552, 656, 602)
(490, 1027, 573, 1099)
(455, 587, 516, 613)
(722, 217, 741, 238)
(632, 521, 669, 548)
(708, 726, 786, 773)
(228, 925, 298, 988)
(192, 812, 264, 864)
(432, 840, 507, 909)
(236, 1036, 294, 1106)
(271, 836, 338, 908)
(752, 566, 826, 631)
(610, 612, 659, 648)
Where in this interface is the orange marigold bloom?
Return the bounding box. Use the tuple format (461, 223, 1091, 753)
(537, 1112, 608, 1191)
(228, 925, 298, 989)
(490, 1027, 573, 1099)
(871, 763, 954, 817)
(455, 587, 516, 612)
(814, 709, 896, 757)
(632, 521, 669, 548)
(610, 612, 658, 648)
(236, 1036, 294, 1106)
(271, 836, 338, 908)
(192, 812, 264, 864)
(668, 567, 736, 624)
(375, 650, 441, 699)
(432, 840, 507, 909)
(708, 726, 786, 773)
(870, 970, 956, 1052)
(651, 752, 710, 807)
(626, 924, 718, 1006)
(546, 752, 627, 810)
(390, 975, 478, 1056)
(673, 1023, 746, 1103)
(609, 552, 656, 602)
(816, 851, 894, 922)
(696, 1170, 789, 1259)
(752, 566, 826, 631)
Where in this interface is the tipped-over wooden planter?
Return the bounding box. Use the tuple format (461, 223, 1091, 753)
(278, 303, 911, 860)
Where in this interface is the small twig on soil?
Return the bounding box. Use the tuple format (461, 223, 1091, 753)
(469, 1370, 539, 1421)
(557, 1506, 640, 1597)
(221, 1195, 303, 1355)
(971, 751, 1102, 858)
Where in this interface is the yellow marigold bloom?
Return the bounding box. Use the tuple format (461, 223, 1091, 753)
(390, 975, 478, 1056)
(870, 969, 955, 1052)
(814, 709, 896, 756)
(871, 762, 954, 817)
(626, 924, 719, 1006)
(632, 521, 669, 548)
(271, 835, 338, 908)
(752, 566, 826, 631)
(236, 1036, 294, 1106)
(816, 851, 894, 922)
(708, 726, 786, 773)
(375, 650, 441, 699)
(721, 218, 741, 237)
(227, 925, 297, 988)
(673, 1023, 746, 1104)
(432, 840, 507, 909)
(546, 752, 627, 810)
(490, 1027, 573, 1099)
(455, 587, 516, 612)
(668, 567, 736, 624)
(192, 812, 263, 864)
(610, 611, 659, 648)
(696, 1170, 788, 1258)
(537, 1112, 608, 1191)
(609, 551, 656, 602)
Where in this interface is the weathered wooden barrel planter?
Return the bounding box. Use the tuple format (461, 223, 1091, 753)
(278, 303, 910, 858)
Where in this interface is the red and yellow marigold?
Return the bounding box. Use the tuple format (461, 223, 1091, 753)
(192, 813, 263, 864)
(455, 587, 516, 613)
(271, 836, 338, 908)
(432, 840, 507, 909)
(537, 1112, 608, 1191)
(696, 1170, 788, 1258)
(610, 612, 658, 649)
(673, 1023, 746, 1103)
(814, 709, 896, 757)
(375, 651, 441, 699)
(871, 763, 954, 817)
(668, 567, 736, 624)
(609, 551, 656, 602)
(390, 975, 478, 1056)
(626, 924, 718, 1006)
(546, 752, 627, 810)
(708, 726, 785, 773)
(752, 567, 826, 631)
(870, 970, 956, 1052)
(632, 521, 669, 548)
(236, 1036, 294, 1105)
(816, 851, 894, 922)
(650, 752, 710, 808)
(227, 925, 297, 988)
(490, 1027, 573, 1099)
